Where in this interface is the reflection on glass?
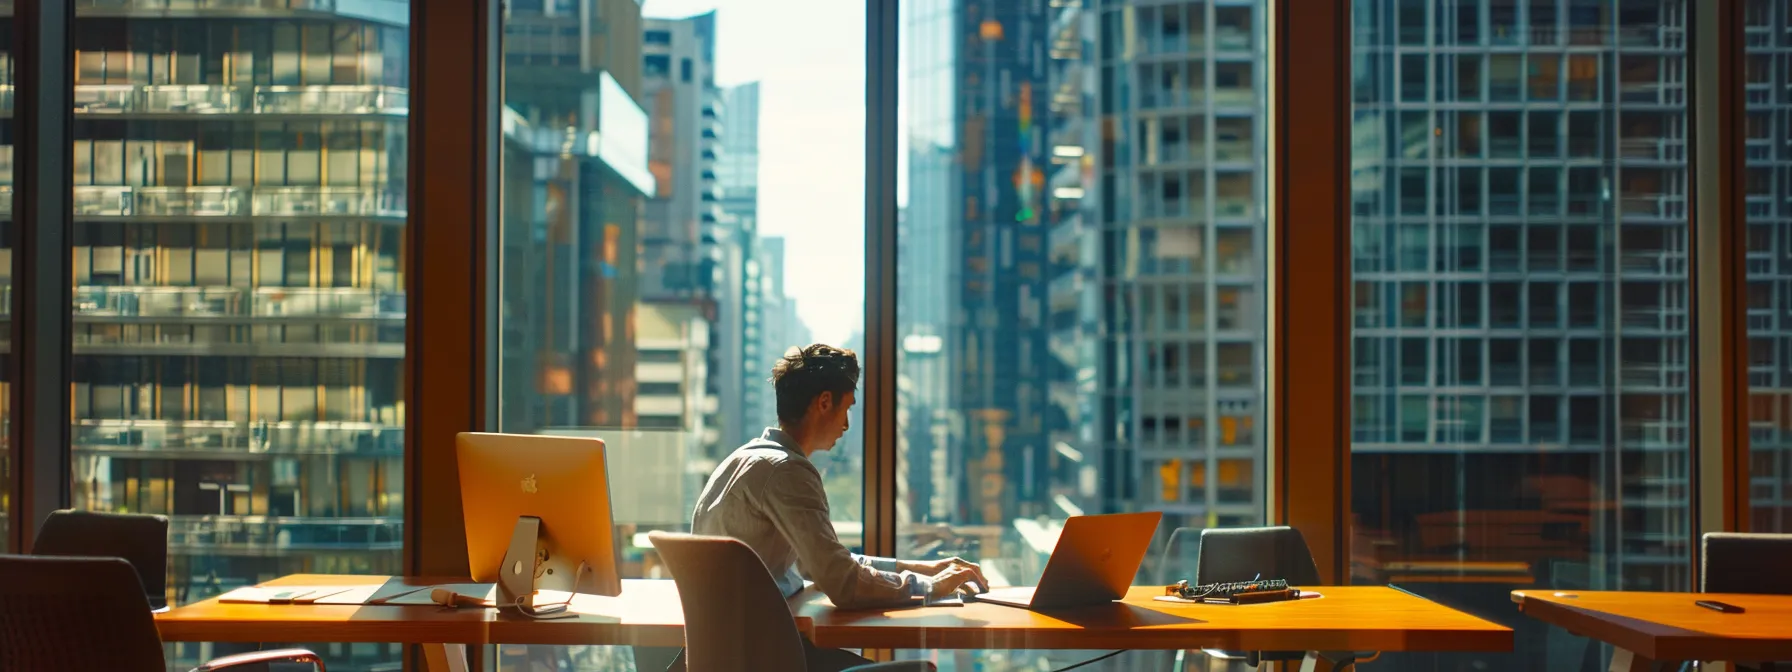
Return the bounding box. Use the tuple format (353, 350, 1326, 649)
(1351, 1, 1691, 669)
(68, 5, 410, 669)
(497, 2, 863, 668)
(897, 0, 1267, 665)
(0, 4, 9, 552)
(1747, 4, 1792, 533)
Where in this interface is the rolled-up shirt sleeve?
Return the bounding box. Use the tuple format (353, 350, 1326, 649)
(758, 461, 931, 608)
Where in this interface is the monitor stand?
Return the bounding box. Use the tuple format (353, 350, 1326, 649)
(495, 516, 577, 617)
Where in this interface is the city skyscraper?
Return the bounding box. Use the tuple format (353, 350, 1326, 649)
(720, 82, 773, 434)
(1088, 0, 1269, 532)
(901, 2, 1061, 532)
(642, 11, 733, 457)
(901, 5, 1790, 669)
(500, 0, 653, 434)
(1350, 0, 1696, 595)
(67, 4, 413, 668)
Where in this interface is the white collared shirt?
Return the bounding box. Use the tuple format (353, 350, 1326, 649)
(690, 428, 930, 607)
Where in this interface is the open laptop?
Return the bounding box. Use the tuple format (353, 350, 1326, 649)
(970, 511, 1162, 610)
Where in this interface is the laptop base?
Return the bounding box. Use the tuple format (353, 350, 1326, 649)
(969, 587, 1038, 609)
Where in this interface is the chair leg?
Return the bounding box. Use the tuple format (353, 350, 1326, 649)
(422, 644, 471, 672)
(1608, 648, 1654, 672)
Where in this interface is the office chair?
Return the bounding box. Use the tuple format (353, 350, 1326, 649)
(32, 508, 171, 610)
(1703, 533, 1792, 595)
(1188, 527, 1360, 671)
(0, 555, 325, 672)
(1689, 533, 1792, 672)
(648, 532, 935, 672)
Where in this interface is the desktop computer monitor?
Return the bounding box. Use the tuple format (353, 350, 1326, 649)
(456, 432, 624, 603)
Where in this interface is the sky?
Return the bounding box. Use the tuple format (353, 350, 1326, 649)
(643, 0, 871, 346)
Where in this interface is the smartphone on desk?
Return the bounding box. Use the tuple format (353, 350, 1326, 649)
(1695, 600, 1744, 614)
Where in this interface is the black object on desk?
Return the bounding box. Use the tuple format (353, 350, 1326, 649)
(1694, 599, 1745, 614)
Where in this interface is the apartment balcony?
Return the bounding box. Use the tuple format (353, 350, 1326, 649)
(1621, 251, 1687, 276)
(166, 515, 404, 554)
(73, 335, 405, 358)
(1214, 29, 1252, 53)
(1213, 140, 1253, 163)
(73, 418, 404, 458)
(42, 84, 407, 117)
(1215, 197, 1254, 220)
(1620, 364, 1686, 388)
(1139, 88, 1256, 113)
(1050, 3, 1080, 45)
(61, 185, 404, 220)
(73, 0, 410, 25)
(1620, 421, 1688, 450)
(1621, 308, 1687, 332)
(74, 286, 405, 321)
(1619, 196, 1685, 221)
(1048, 272, 1082, 313)
(1620, 138, 1686, 164)
(256, 85, 409, 115)
(255, 186, 406, 218)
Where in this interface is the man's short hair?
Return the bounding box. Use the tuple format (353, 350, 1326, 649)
(772, 344, 860, 425)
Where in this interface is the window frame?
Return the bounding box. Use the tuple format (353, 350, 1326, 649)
(0, 0, 1760, 597)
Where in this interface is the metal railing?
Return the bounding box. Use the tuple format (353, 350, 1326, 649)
(166, 515, 404, 552)
(67, 185, 405, 218)
(6, 83, 409, 116)
(252, 186, 406, 218)
(258, 85, 411, 115)
(73, 418, 404, 455)
(75, 0, 380, 14)
(75, 285, 405, 319)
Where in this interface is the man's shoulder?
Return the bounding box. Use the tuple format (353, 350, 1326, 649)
(719, 440, 807, 471)
(721, 441, 819, 477)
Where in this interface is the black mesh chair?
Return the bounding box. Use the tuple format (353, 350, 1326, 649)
(1188, 527, 1360, 670)
(1703, 532, 1792, 595)
(0, 555, 324, 672)
(32, 509, 171, 610)
(1696, 533, 1792, 672)
(649, 532, 934, 672)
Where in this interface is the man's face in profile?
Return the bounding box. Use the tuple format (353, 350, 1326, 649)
(814, 390, 856, 450)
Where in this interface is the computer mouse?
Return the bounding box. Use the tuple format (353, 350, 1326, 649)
(959, 581, 985, 596)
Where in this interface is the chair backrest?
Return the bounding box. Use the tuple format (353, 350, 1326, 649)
(1702, 532, 1792, 595)
(1195, 526, 1324, 586)
(0, 554, 168, 671)
(649, 532, 809, 672)
(1158, 526, 1203, 584)
(32, 509, 171, 609)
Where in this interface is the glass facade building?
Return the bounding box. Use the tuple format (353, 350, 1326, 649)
(69, 0, 410, 597)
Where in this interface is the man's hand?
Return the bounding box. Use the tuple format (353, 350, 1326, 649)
(906, 557, 988, 596)
(926, 564, 985, 599)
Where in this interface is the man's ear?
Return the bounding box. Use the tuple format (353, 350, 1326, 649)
(813, 391, 835, 414)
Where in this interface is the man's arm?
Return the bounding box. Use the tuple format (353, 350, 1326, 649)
(759, 462, 931, 608)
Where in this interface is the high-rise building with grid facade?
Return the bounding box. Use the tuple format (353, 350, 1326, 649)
(1088, 0, 1269, 535)
(68, 1, 411, 602)
(643, 12, 730, 458)
(1350, 0, 1702, 594)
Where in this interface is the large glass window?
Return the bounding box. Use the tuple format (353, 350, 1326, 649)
(0, 6, 10, 553)
(1747, 3, 1792, 532)
(896, 0, 1267, 665)
(1352, 1, 1692, 669)
(496, 1, 864, 667)
(68, 6, 410, 669)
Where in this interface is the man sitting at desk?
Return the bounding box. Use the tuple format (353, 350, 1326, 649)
(685, 343, 985, 670)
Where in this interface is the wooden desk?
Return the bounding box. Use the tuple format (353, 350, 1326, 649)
(155, 575, 695, 672)
(792, 586, 1513, 654)
(1511, 590, 1792, 672)
(155, 575, 490, 646)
